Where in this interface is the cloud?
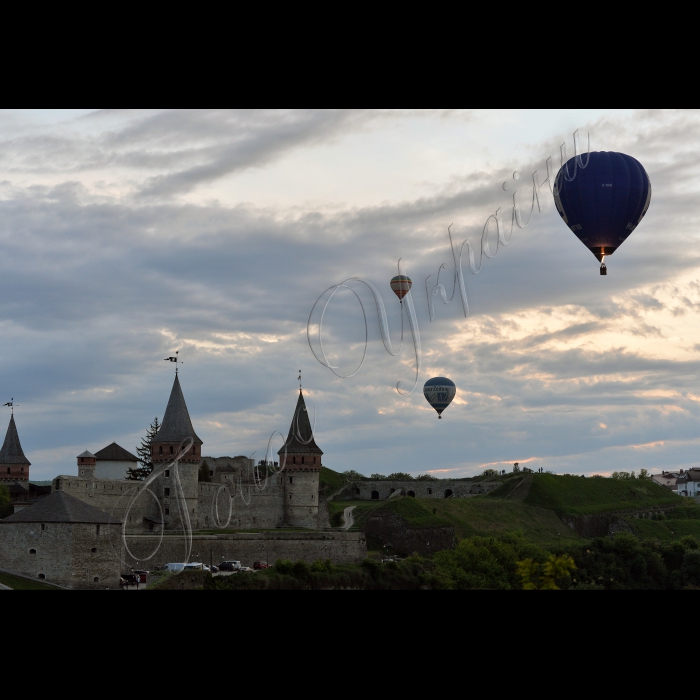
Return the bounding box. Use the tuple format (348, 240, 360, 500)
(2, 109, 700, 480)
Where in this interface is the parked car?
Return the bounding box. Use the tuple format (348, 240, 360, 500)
(218, 561, 242, 572)
(210, 565, 219, 573)
(253, 561, 270, 570)
(238, 566, 253, 572)
(184, 562, 211, 572)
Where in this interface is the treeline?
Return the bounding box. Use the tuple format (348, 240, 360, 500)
(611, 470, 652, 480)
(197, 532, 700, 590)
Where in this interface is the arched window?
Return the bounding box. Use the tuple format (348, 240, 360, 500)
(407, 490, 416, 498)
(427, 488, 433, 495)
(301, 456, 305, 464)
(444, 489, 453, 499)
(313, 456, 316, 464)
(159, 446, 163, 455)
(170, 445, 174, 454)
(371, 490, 379, 500)
(293, 456, 296, 464)
(29, 549, 36, 554)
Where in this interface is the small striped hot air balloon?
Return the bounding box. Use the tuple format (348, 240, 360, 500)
(424, 377, 456, 419)
(390, 275, 412, 301)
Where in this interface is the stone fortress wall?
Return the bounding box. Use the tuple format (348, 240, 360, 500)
(337, 479, 502, 501)
(121, 531, 366, 569)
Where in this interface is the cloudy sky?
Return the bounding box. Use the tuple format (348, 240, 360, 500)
(2, 108, 699, 480)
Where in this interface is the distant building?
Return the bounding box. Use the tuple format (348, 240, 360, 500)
(94, 442, 138, 479)
(652, 470, 681, 492)
(676, 468, 700, 497)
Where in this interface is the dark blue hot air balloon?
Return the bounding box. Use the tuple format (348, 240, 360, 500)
(554, 151, 651, 275)
(423, 377, 456, 419)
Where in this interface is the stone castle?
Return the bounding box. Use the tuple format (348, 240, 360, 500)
(0, 374, 366, 588)
(2, 373, 327, 531)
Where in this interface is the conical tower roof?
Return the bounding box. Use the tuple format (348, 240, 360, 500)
(0, 415, 31, 466)
(278, 390, 322, 456)
(154, 374, 202, 445)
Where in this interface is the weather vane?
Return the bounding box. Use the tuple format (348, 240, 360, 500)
(298, 369, 302, 391)
(3, 398, 16, 415)
(164, 351, 183, 374)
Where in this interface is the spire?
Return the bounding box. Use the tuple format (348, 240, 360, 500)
(0, 414, 31, 466)
(278, 389, 322, 456)
(154, 374, 202, 445)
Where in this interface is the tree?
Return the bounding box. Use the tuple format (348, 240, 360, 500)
(513, 463, 521, 473)
(517, 554, 576, 590)
(386, 472, 414, 481)
(127, 417, 160, 480)
(482, 468, 499, 477)
(199, 460, 212, 483)
(639, 468, 651, 480)
(0, 483, 12, 519)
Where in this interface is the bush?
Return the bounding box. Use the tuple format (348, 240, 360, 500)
(428, 533, 549, 590)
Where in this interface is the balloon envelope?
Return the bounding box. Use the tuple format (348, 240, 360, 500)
(423, 377, 456, 418)
(390, 275, 412, 300)
(554, 151, 651, 263)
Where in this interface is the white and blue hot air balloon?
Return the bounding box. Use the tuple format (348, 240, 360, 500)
(423, 377, 456, 419)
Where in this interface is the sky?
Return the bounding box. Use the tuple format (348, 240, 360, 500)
(1, 108, 699, 480)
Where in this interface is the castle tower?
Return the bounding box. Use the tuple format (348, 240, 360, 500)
(151, 373, 202, 529)
(0, 414, 31, 484)
(77, 450, 96, 479)
(151, 373, 202, 464)
(278, 389, 322, 528)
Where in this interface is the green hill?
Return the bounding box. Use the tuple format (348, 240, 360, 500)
(319, 466, 345, 495)
(331, 473, 686, 547)
(501, 474, 680, 516)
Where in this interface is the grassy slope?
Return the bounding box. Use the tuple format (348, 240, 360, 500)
(518, 474, 680, 517)
(319, 467, 345, 494)
(332, 495, 583, 546)
(422, 497, 583, 546)
(624, 518, 700, 541)
(0, 571, 63, 590)
(333, 473, 684, 547)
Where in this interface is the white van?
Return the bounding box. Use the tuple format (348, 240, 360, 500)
(165, 562, 186, 572)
